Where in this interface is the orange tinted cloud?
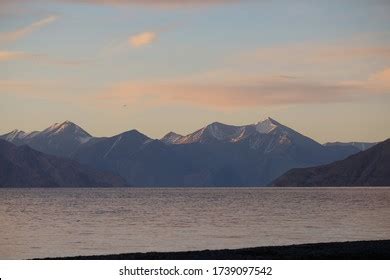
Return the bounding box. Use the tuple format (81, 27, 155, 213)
(3, 69, 389, 109)
(238, 43, 390, 66)
(0, 50, 90, 66)
(100, 70, 389, 110)
(0, 50, 34, 61)
(129, 32, 156, 48)
(0, 79, 66, 98)
(0, 0, 242, 13)
(343, 68, 390, 91)
(101, 77, 361, 109)
(67, 0, 240, 7)
(370, 68, 390, 85)
(0, 15, 58, 44)
(0, 79, 93, 104)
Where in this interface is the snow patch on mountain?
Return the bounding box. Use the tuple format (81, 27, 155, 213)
(2, 130, 27, 142)
(206, 122, 232, 140)
(161, 132, 183, 144)
(164, 117, 285, 145)
(255, 118, 278, 134)
(38, 121, 92, 144)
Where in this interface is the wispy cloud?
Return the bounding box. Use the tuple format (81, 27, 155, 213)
(0, 79, 92, 103)
(0, 0, 242, 15)
(0, 79, 64, 97)
(0, 15, 59, 44)
(237, 42, 390, 66)
(99, 68, 390, 110)
(101, 30, 158, 56)
(0, 49, 91, 66)
(66, 0, 241, 7)
(129, 31, 157, 48)
(343, 67, 390, 91)
(0, 1, 31, 16)
(0, 50, 38, 61)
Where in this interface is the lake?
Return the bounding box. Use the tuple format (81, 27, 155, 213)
(0, 187, 389, 259)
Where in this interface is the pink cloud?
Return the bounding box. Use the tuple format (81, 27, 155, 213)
(0, 15, 59, 44)
(0, 50, 34, 61)
(129, 32, 157, 48)
(238, 43, 390, 66)
(66, 0, 241, 7)
(99, 69, 390, 110)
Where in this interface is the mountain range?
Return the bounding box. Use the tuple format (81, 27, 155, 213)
(0, 139, 127, 187)
(1, 117, 377, 187)
(324, 142, 377, 151)
(272, 139, 390, 187)
(1, 121, 92, 158)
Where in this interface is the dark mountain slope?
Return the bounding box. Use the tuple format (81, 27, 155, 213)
(324, 142, 377, 151)
(0, 139, 127, 187)
(271, 139, 390, 187)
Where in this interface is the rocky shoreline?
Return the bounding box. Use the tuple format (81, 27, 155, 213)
(48, 240, 390, 260)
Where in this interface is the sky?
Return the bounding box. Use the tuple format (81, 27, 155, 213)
(1, 0, 390, 143)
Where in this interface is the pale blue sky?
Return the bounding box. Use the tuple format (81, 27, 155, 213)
(1, 0, 390, 142)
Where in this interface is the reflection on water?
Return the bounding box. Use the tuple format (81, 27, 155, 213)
(0, 187, 389, 259)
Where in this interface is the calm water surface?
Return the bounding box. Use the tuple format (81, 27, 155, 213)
(0, 187, 389, 259)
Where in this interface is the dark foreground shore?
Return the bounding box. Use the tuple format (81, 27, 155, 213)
(50, 240, 390, 260)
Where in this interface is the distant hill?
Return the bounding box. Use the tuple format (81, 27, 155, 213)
(0, 139, 127, 188)
(271, 139, 390, 187)
(324, 141, 377, 151)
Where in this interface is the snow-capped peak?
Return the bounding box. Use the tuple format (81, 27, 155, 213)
(42, 122, 61, 134)
(184, 122, 251, 143)
(10, 129, 26, 136)
(40, 121, 92, 143)
(205, 122, 233, 140)
(165, 118, 286, 145)
(1, 129, 27, 141)
(161, 132, 183, 144)
(255, 117, 279, 134)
